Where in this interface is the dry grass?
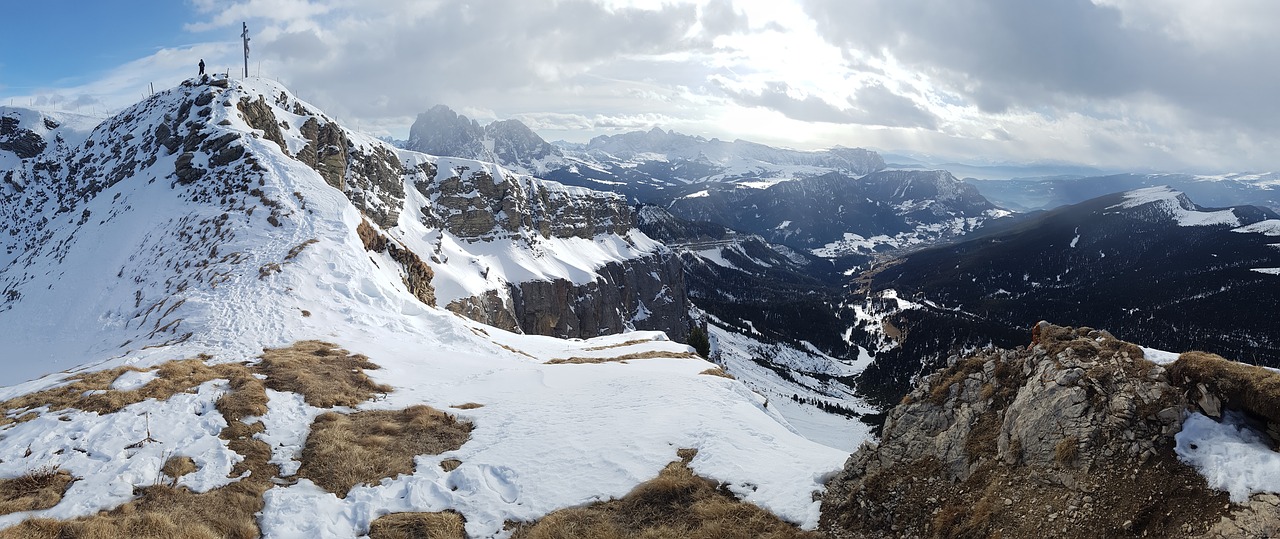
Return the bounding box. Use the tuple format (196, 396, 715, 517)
(699, 368, 735, 380)
(0, 358, 277, 539)
(440, 459, 463, 472)
(1168, 350, 1280, 423)
(256, 340, 392, 408)
(0, 467, 74, 516)
(296, 405, 472, 497)
(582, 338, 658, 352)
(1054, 436, 1080, 466)
(0, 357, 262, 428)
(546, 350, 700, 365)
(510, 451, 820, 539)
(450, 402, 484, 410)
(368, 511, 466, 539)
(161, 456, 197, 482)
(284, 238, 319, 261)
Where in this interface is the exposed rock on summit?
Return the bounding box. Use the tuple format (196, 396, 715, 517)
(820, 322, 1280, 538)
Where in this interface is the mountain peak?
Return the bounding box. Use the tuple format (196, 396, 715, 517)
(404, 105, 563, 175)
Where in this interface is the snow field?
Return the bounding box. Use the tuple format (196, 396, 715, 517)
(1176, 411, 1280, 503)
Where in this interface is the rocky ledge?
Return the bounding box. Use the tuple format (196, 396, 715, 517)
(820, 322, 1280, 538)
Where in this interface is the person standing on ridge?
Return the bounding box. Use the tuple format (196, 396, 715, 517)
(198, 59, 205, 76)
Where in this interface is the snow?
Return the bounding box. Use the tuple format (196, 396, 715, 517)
(1233, 220, 1280, 236)
(1250, 268, 1280, 276)
(693, 246, 740, 271)
(682, 189, 710, 198)
(0, 78, 847, 537)
(109, 369, 159, 391)
(252, 389, 327, 477)
(706, 324, 875, 452)
(1109, 186, 1241, 227)
(0, 380, 242, 528)
(1176, 411, 1280, 503)
(1140, 347, 1180, 365)
(1070, 227, 1080, 248)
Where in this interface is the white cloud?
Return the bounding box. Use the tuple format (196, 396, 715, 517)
(11, 0, 1280, 172)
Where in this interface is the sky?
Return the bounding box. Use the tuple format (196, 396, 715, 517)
(3, 0, 1280, 173)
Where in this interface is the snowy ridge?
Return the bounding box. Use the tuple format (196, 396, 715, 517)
(1233, 219, 1280, 236)
(0, 78, 845, 536)
(1108, 186, 1242, 227)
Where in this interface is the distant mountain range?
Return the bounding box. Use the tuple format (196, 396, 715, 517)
(968, 172, 1280, 212)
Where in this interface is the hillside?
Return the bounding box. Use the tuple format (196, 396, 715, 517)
(871, 187, 1280, 367)
(0, 77, 846, 537)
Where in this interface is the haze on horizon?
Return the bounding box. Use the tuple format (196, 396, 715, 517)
(3, 0, 1280, 174)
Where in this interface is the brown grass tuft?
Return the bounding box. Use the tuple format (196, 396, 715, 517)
(510, 458, 820, 539)
(582, 338, 659, 352)
(296, 405, 472, 497)
(450, 402, 484, 410)
(1054, 437, 1080, 466)
(161, 456, 198, 482)
(440, 459, 462, 472)
(698, 368, 735, 380)
(285, 239, 319, 261)
(256, 340, 392, 408)
(368, 511, 466, 539)
(0, 467, 75, 516)
(546, 350, 700, 365)
(1168, 351, 1280, 423)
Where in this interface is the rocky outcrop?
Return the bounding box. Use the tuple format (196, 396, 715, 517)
(237, 92, 404, 228)
(414, 163, 631, 241)
(445, 252, 689, 342)
(820, 322, 1280, 538)
(357, 220, 436, 307)
(0, 116, 47, 159)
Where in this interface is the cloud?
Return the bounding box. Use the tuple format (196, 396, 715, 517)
(801, 0, 1280, 131)
(177, 0, 741, 135)
(716, 79, 937, 128)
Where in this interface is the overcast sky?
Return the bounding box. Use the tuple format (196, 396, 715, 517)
(4, 0, 1280, 172)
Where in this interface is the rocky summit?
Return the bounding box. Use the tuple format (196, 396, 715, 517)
(820, 322, 1280, 538)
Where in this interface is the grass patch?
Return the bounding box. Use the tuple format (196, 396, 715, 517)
(0, 357, 263, 427)
(546, 350, 700, 365)
(368, 511, 466, 539)
(256, 340, 392, 408)
(0, 360, 276, 539)
(284, 239, 319, 261)
(1167, 351, 1280, 423)
(0, 467, 74, 516)
(582, 338, 659, 352)
(449, 402, 484, 410)
(296, 405, 472, 497)
(161, 456, 197, 483)
(510, 451, 819, 539)
(699, 368, 735, 380)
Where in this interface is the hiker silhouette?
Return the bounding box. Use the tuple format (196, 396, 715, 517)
(198, 59, 205, 76)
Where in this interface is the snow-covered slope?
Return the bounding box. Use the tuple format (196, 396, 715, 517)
(0, 78, 844, 536)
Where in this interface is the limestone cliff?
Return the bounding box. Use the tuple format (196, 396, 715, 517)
(820, 322, 1280, 538)
(409, 158, 690, 341)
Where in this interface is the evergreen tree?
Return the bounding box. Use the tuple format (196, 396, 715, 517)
(688, 326, 711, 359)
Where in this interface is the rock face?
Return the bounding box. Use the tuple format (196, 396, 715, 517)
(405, 105, 565, 176)
(237, 91, 404, 228)
(820, 322, 1280, 538)
(410, 159, 691, 341)
(414, 162, 631, 241)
